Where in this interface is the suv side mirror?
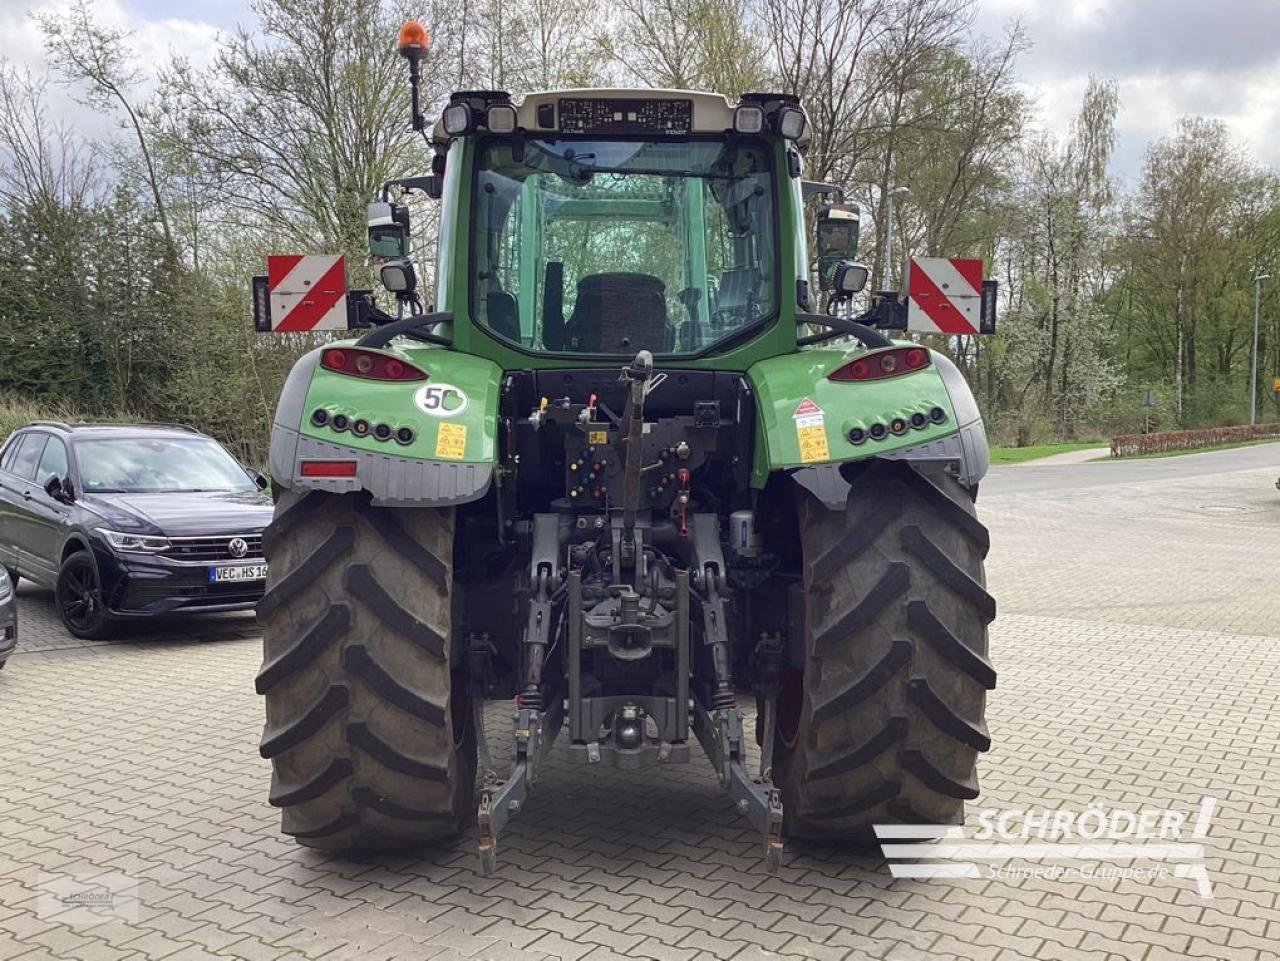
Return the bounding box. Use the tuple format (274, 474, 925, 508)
(244, 467, 270, 491)
(44, 474, 73, 503)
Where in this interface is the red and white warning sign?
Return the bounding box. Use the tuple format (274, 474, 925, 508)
(907, 257, 988, 335)
(264, 255, 348, 332)
(793, 397, 824, 426)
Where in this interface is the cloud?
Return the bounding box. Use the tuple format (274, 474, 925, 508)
(0, 0, 225, 142)
(975, 0, 1280, 180)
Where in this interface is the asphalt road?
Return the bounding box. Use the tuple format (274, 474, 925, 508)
(984, 440, 1280, 495)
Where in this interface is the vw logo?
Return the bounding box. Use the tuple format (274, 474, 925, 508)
(228, 537, 249, 559)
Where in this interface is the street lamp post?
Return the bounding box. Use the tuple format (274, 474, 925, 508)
(883, 185, 909, 290)
(1252, 271, 1269, 425)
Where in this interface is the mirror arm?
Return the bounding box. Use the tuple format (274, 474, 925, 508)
(356, 311, 454, 349)
(795, 312, 893, 349)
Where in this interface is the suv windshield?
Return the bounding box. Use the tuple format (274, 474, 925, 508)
(471, 137, 778, 356)
(75, 438, 255, 494)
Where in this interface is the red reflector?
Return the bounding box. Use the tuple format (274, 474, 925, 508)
(321, 348, 427, 381)
(829, 346, 931, 382)
(300, 460, 358, 478)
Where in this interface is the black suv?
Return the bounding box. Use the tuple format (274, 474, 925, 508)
(0, 422, 274, 638)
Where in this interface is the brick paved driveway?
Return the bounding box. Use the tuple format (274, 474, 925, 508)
(1, 445, 1278, 961)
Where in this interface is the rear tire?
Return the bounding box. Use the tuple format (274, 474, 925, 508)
(774, 459, 996, 839)
(256, 489, 475, 852)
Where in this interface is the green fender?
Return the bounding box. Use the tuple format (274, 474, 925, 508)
(268, 340, 502, 506)
(747, 345, 989, 488)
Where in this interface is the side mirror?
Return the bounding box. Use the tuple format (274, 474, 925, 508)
(816, 202, 861, 291)
(44, 474, 72, 503)
(380, 257, 418, 295)
(833, 261, 870, 296)
(368, 201, 411, 259)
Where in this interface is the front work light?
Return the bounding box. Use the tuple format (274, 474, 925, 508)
(486, 103, 517, 133)
(733, 104, 765, 135)
(442, 102, 472, 136)
(380, 258, 418, 294)
(776, 106, 806, 140)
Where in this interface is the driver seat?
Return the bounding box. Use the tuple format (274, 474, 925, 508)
(566, 273, 670, 353)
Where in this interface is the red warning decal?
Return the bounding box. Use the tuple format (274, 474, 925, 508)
(794, 397, 823, 419)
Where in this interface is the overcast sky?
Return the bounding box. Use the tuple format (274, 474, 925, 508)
(2, 0, 1278, 187)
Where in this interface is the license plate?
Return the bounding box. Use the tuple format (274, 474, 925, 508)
(209, 564, 268, 583)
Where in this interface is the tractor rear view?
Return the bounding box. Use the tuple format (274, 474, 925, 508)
(253, 22, 997, 872)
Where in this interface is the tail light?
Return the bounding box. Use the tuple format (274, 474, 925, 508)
(300, 460, 358, 478)
(321, 348, 427, 382)
(828, 346, 930, 382)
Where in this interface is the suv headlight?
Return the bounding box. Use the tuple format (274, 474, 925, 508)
(0, 565, 10, 600)
(100, 530, 172, 553)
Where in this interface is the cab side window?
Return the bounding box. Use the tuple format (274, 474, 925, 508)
(36, 438, 68, 487)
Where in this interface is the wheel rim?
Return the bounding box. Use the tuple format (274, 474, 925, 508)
(60, 562, 101, 630)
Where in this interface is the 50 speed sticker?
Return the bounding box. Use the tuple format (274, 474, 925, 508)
(794, 397, 829, 464)
(414, 383, 468, 417)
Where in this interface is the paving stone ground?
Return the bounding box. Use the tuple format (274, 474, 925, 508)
(1, 445, 1278, 961)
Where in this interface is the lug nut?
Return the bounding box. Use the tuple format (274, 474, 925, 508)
(311, 409, 329, 427)
(910, 412, 928, 429)
(373, 423, 392, 441)
(331, 413, 350, 431)
(848, 427, 867, 445)
(929, 406, 947, 424)
(869, 423, 887, 440)
(394, 426, 415, 445)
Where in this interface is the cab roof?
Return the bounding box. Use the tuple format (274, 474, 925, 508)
(431, 88, 812, 149)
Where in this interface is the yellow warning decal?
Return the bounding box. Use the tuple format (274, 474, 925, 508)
(435, 422, 468, 460)
(588, 430, 608, 444)
(797, 424, 829, 463)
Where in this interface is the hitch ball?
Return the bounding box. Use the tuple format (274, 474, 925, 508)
(614, 704, 645, 751)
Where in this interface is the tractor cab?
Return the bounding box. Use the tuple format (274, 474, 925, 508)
(437, 91, 799, 362)
(372, 85, 844, 369)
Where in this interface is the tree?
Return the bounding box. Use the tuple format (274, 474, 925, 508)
(603, 0, 772, 95)
(37, 0, 177, 256)
(1129, 118, 1270, 422)
(163, 0, 451, 263)
(983, 77, 1120, 436)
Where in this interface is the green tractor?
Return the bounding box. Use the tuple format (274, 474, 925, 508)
(254, 23, 996, 872)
